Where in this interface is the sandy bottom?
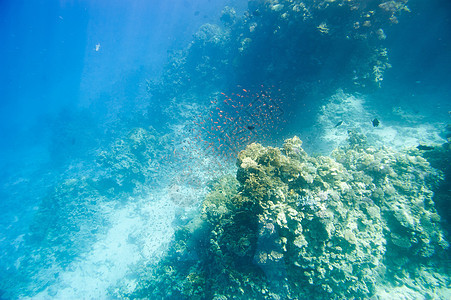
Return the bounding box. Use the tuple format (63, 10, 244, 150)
(302, 90, 447, 154)
(27, 193, 176, 299)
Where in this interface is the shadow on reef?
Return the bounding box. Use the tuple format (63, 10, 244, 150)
(416, 130, 451, 249)
(147, 0, 411, 132)
(121, 131, 449, 299)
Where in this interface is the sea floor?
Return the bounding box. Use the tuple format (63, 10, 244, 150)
(1, 90, 450, 299)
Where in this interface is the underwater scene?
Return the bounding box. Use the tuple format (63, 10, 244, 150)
(0, 0, 450, 299)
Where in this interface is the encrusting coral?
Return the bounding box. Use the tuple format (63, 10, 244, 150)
(124, 132, 448, 299)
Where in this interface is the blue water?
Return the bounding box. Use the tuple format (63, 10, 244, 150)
(0, 0, 450, 298)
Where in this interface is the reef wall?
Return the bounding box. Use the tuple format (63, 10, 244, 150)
(148, 0, 411, 126)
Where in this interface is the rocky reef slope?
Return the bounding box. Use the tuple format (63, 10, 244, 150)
(125, 131, 449, 299)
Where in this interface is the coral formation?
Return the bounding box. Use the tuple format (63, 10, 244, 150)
(15, 127, 166, 296)
(148, 0, 411, 113)
(95, 127, 161, 194)
(123, 132, 449, 299)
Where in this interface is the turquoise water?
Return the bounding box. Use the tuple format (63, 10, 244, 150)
(0, 1, 450, 299)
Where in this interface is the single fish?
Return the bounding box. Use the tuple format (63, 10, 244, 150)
(334, 121, 343, 128)
(417, 144, 434, 151)
(372, 118, 380, 127)
(247, 125, 255, 131)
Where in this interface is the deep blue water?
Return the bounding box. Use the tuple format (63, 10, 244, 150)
(0, 0, 450, 298)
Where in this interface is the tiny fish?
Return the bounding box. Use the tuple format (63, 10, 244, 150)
(334, 121, 343, 128)
(247, 125, 255, 130)
(372, 118, 380, 127)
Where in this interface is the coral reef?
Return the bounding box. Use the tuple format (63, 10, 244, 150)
(123, 132, 449, 299)
(95, 127, 162, 195)
(148, 0, 410, 115)
(14, 127, 166, 296)
(416, 136, 451, 246)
